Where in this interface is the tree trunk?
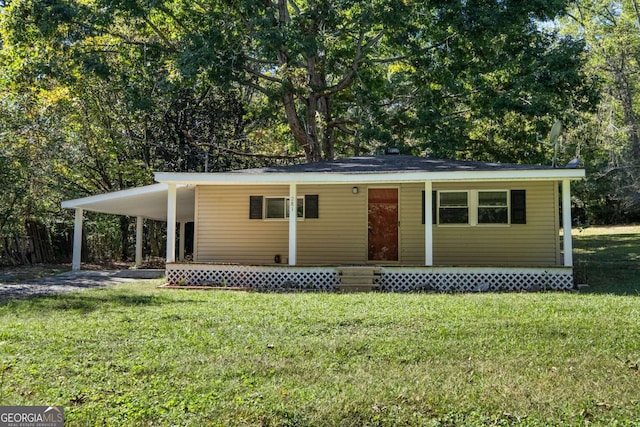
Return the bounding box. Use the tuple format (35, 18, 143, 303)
(612, 54, 640, 163)
(24, 220, 56, 264)
(282, 89, 321, 162)
(149, 221, 161, 257)
(120, 216, 130, 261)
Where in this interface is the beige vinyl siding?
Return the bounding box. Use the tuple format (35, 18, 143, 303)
(399, 183, 426, 265)
(297, 185, 367, 264)
(195, 181, 561, 267)
(195, 184, 367, 265)
(196, 185, 290, 264)
(430, 181, 559, 266)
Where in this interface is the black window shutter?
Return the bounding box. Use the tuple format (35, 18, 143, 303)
(511, 190, 526, 224)
(421, 191, 437, 224)
(249, 196, 263, 219)
(432, 191, 437, 224)
(305, 194, 319, 218)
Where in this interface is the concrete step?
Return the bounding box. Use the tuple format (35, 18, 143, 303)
(337, 266, 381, 292)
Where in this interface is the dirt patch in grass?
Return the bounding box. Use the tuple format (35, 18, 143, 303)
(0, 264, 71, 282)
(572, 224, 640, 236)
(0, 260, 165, 283)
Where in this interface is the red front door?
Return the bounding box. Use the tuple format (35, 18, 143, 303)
(368, 188, 399, 261)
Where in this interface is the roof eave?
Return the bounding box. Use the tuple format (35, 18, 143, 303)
(154, 169, 585, 185)
(61, 184, 171, 209)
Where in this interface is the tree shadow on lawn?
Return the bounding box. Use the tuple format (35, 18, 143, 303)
(0, 291, 204, 314)
(573, 233, 640, 296)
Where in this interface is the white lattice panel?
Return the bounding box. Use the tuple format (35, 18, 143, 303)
(378, 267, 574, 292)
(166, 264, 339, 291)
(166, 264, 573, 292)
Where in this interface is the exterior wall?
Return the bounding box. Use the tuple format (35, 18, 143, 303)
(431, 181, 559, 266)
(196, 185, 289, 264)
(297, 185, 367, 264)
(195, 184, 367, 264)
(195, 181, 560, 267)
(399, 183, 425, 264)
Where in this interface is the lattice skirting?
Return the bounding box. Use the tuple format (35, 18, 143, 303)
(377, 267, 574, 292)
(166, 264, 340, 291)
(166, 264, 574, 292)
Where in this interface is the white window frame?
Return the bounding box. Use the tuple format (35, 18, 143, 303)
(477, 190, 509, 225)
(264, 196, 304, 220)
(437, 190, 510, 227)
(437, 190, 469, 225)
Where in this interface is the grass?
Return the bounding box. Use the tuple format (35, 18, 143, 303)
(573, 224, 640, 295)
(0, 227, 638, 426)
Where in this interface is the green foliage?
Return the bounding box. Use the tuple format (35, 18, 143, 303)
(2, 0, 595, 162)
(560, 0, 640, 223)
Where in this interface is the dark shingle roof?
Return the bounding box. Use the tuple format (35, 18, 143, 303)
(233, 155, 555, 174)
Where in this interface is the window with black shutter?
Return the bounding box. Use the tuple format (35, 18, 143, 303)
(421, 191, 437, 224)
(510, 190, 526, 224)
(249, 196, 263, 219)
(305, 195, 319, 218)
(421, 189, 527, 225)
(249, 195, 319, 220)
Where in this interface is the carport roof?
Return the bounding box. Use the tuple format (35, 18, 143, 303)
(61, 184, 195, 222)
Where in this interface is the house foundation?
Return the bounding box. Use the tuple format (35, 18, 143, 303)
(165, 263, 574, 292)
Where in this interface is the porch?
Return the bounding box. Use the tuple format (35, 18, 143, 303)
(166, 263, 574, 292)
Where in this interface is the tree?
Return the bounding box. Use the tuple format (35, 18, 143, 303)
(561, 0, 640, 223)
(2, 0, 595, 163)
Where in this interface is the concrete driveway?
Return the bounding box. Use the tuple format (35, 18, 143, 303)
(0, 269, 164, 301)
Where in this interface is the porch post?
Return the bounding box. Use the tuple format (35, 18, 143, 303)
(166, 183, 177, 264)
(424, 181, 433, 266)
(562, 179, 574, 267)
(288, 183, 297, 266)
(135, 216, 144, 268)
(178, 222, 186, 261)
(72, 208, 83, 271)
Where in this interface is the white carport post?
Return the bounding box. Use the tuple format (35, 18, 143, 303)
(288, 183, 297, 266)
(178, 222, 186, 262)
(166, 183, 177, 264)
(72, 208, 84, 271)
(562, 179, 574, 267)
(135, 216, 144, 268)
(424, 181, 433, 266)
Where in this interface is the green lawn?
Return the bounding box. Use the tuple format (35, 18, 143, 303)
(0, 227, 639, 426)
(573, 225, 640, 295)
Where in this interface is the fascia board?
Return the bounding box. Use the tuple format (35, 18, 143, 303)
(154, 169, 585, 185)
(61, 183, 170, 209)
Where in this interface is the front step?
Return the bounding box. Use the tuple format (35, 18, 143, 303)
(336, 267, 381, 292)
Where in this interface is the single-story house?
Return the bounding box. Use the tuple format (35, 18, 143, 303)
(61, 154, 585, 292)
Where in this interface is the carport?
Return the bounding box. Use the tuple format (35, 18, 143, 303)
(61, 184, 195, 270)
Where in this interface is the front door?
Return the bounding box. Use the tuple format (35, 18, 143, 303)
(368, 188, 399, 261)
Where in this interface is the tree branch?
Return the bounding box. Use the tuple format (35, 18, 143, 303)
(321, 30, 384, 97)
(288, 0, 301, 16)
(245, 80, 273, 96)
(209, 145, 305, 160)
(142, 16, 179, 52)
(244, 55, 278, 66)
(243, 65, 285, 84)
